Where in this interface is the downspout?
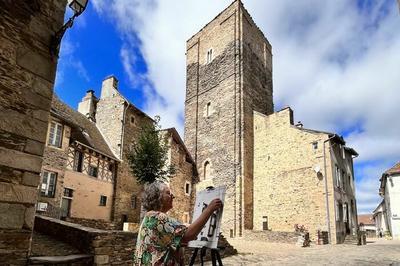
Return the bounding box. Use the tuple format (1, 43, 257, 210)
(323, 135, 335, 244)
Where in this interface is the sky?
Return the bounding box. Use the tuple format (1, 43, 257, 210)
(56, 0, 400, 214)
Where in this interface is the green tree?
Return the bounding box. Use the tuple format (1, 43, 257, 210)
(128, 116, 175, 184)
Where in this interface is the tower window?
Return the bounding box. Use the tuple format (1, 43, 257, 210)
(185, 181, 191, 196)
(207, 48, 213, 63)
(130, 116, 135, 124)
(204, 161, 210, 180)
(206, 102, 211, 117)
(312, 142, 318, 150)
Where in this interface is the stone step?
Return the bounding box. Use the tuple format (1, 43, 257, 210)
(28, 254, 93, 265)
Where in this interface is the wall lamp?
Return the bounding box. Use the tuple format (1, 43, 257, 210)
(50, 0, 88, 56)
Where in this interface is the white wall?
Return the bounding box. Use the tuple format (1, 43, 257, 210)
(386, 174, 400, 239)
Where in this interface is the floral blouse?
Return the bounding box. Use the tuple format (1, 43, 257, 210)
(134, 211, 188, 266)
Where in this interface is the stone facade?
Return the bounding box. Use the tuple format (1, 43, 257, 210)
(34, 215, 136, 265)
(38, 97, 118, 222)
(161, 128, 197, 223)
(96, 76, 154, 225)
(0, 1, 66, 264)
(184, 0, 273, 237)
(253, 108, 358, 244)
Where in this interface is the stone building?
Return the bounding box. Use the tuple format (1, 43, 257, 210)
(161, 128, 198, 223)
(253, 108, 358, 244)
(0, 1, 66, 264)
(37, 95, 118, 221)
(184, 0, 359, 243)
(184, 0, 273, 238)
(36, 76, 197, 228)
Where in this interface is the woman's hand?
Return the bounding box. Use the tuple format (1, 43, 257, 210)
(207, 198, 223, 212)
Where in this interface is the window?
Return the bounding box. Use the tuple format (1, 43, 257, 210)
(335, 201, 343, 222)
(108, 163, 115, 178)
(312, 141, 318, 150)
(63, 188, 73, 198)
(343, 203, 348, 222)
(130, 116, 135, 124)
(335, 165, 341, 188)
(262, 216, 269, 230)
(206, 102, 211, 117)
(185, 182, 191, 196)
(207, 48, 213, 63)
(48, 121, 63, 148)
(335, 201, 340, 221)
(41, 171, 57, 197)
(73, 150, 83, 172)
(99, 195, 107, 206)
(88, 166, 98, 177)
(131, 195, 137, 209)
(342, 170, 346, 188)
(204, 161, 210, 180)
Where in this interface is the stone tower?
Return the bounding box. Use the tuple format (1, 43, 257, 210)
(184, 0, 273, 237)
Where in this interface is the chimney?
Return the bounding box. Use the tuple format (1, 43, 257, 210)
(100, 75, 119, 99)
(78, 89, 98, 121)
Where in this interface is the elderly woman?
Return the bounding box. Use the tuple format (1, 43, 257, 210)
(134, 181, 222, 266)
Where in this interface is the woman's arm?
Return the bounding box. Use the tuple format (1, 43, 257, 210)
(182, 198, 223, 242)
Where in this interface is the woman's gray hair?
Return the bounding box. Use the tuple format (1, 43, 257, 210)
(142, 181, 168, 211)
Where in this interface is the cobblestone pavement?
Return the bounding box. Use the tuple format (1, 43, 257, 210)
(200, 238, 400, 265)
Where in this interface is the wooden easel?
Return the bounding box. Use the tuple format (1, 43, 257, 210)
(189, 247, 223, 266)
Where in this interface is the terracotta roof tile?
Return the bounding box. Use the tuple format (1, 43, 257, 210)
(358, 214, 375, 225)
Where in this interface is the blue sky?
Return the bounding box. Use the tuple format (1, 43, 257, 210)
(56, 0, 400, 214)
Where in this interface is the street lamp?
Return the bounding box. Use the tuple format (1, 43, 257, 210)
(50, 0, 89, 56)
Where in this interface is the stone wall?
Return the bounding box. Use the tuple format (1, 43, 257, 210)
(184, 0, 273, 237)
(96, 76, 154, 226)
(39, 116, 71, 210)
(66, 217, 117, 231)
(253, 109, 338, 243)
(164, 130, 197, 223)
(0, 1, 66, 264)
(34, 215, 136, 265)
(244, 230, 299, 244)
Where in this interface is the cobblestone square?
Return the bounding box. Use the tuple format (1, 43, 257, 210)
(201, 239, 400, 265)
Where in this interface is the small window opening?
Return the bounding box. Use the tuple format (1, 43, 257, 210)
(207, 48, 213, 63)
(312, 142, 318, 150)
(206, 102, 211, 117)
(99, 195, 107, 206)
(262, 216, 268, 230)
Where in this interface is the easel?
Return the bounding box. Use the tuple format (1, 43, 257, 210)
(188, 247, 223, 266)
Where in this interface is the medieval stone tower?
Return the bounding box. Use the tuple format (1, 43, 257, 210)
(184, 0, 273, 237)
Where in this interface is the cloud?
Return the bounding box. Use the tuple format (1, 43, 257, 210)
(55, 37, 90, 89)
(92, 0, 400, 214)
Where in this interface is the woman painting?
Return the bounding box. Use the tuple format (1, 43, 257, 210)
(134, 181, 223, 265)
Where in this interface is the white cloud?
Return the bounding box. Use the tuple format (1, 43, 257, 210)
(55, 37, 90, 89)
(92, 0, 400, 214)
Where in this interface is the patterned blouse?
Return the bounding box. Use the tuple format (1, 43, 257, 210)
(134, 211, 188, 266)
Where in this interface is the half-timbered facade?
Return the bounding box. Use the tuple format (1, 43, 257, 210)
(37, 96, 119, 221)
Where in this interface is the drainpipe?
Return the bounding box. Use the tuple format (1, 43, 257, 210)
(323, 135, 335, 244)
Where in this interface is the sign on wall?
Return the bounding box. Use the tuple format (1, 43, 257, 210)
(188, 186, 226, 249)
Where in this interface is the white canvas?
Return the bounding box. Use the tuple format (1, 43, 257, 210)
(188, 186, 226, 249)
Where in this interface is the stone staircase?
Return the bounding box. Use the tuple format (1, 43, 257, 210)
(343, 234, 359, 245)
